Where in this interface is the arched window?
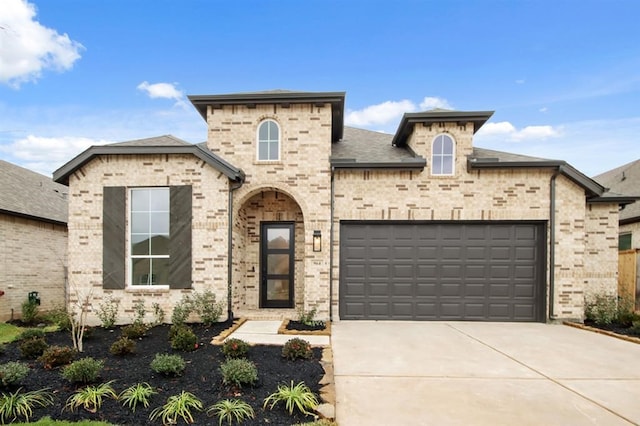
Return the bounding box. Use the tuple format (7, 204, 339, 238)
(432, 134, 455, 175)
(257, 120, 280, 161)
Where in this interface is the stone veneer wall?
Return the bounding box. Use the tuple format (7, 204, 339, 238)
(207, 103, 332, 319)
(65, 154, 229, 326)
(0, 214, 67, 321)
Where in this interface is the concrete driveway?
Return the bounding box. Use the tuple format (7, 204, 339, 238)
(331, 321, 640, 425)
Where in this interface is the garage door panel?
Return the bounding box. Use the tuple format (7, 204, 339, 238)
(340, 222, 544, 321)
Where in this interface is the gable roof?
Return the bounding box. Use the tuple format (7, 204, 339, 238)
(0, 160, 68, 225)
(53, 135, 245, 185)
(594, 159, 640, 223)
(392, 110, 494, 147)
(188, 90, 346, 143)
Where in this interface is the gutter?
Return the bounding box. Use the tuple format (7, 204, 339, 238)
(329, 167, 335, 321)
(227, 177, 245, 321)
(548, 169, 561, 321)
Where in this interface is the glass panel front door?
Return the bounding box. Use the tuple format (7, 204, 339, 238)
(261, 222, 294, 308)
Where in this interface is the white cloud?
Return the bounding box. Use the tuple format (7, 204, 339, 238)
(539, 107, 548, 113)
(476, 121, 561, 141)
(419, 97, 453, 110)
(516, 79, 526, 84)
(0, 0, 83, 88)
(345, 99, 415, 127)
(137, 81, 186, 106)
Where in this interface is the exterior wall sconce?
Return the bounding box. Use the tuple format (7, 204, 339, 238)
(313, 230, 322, 252)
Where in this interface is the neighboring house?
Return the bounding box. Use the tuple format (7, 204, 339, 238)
(0, 160, 68, 322)
(594, 160, 640, 305)
(53, 90, 635, 325)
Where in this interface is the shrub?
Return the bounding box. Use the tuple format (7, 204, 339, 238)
(207, 399, 255, 425)
(150, 354, 185, 377)
(584, 293, 635, 326)
(18, 337, 48, 359)
(61, 357, 104, 383)
(170, 325, 197, 352)
(19, 329, 45, 341)
(109, 337, 136, 356)
(297, 307, 325, 328)
(21, 300, 39, 325)
(121, 323, 147, 339)
(0, 362, 30, 387)
(149, 391, 203, 425)
(222, 338, 250, 359)
(132, 300, 147, 325)
(64, 381, 117, 413)
(0, 388, 54, 424)
(282, 338, 313, 361)
(42, 305, 72, 331)
(171, 295, 194, 326)
(192, 290, 224, 326)
(38, 345, 77, 369)
(220, 358, 258, 388)
(120, 382, 156, 412)
(263, 381, 318, 416)
(96, 297, 120, 329)
(151, 303, 165, 326)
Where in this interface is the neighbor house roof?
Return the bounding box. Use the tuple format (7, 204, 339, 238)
(594, 159, 640, 224)
(53, 135, 245, 185)
(0, 160, 68, 225)
(188, 90, 346, 143)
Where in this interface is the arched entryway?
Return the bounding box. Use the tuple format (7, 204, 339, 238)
(232, 188, 305, 317)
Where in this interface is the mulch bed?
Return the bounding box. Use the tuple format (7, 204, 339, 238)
(1, 321, 325, 425)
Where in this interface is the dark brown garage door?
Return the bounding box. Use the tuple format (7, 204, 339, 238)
(339, 222, 546, 322)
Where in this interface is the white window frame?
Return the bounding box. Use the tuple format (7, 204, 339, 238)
(431, 134, 455, 175)
(256, 119, 281, 161)
(129, 187, 170, 288)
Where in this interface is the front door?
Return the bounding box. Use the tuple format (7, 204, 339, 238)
(260, 222, 295, 308)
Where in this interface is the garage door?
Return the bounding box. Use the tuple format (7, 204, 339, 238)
(339, 222, 545, 322)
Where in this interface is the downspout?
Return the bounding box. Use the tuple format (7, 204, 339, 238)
(227, 177, 244, 321)
(548, 168, 562, 320)
(329, 166, 335, 321)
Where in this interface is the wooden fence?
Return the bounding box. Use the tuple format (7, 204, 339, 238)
(619, 249, 640, 310)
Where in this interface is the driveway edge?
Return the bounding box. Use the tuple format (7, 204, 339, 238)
(564, 321, 640, 345)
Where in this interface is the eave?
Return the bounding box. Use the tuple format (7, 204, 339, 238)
(392, 110, 494, 147)
(53, 145, 245, 185)
(330, 157, 427, 170)
(189, 91, 346, 142)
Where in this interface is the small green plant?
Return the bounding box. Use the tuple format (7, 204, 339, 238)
(150, 353, 185, 377)
(132, 300, 147, 325)
(297, 307, 325, 327)
(170, 325, 197, 352)
(38, 345, 77, 369)
(109, 337, 136, 356)
(263, 381, 318, 416)
(171, 295, 194, 326)
(121, 323, 147, 339)
(282, 338, 313, 360)
(220, 358, 258, 388)
(96, 297, 120, 329)
(192, 290, 224, 326)
(222, 338, 250, 359)
(21, 300, 40, 325)
(0, 388, 54, 424)
(584, 292, 634, 326)
(207, 398, 255, 425)
(0, 362, 30, 387)
(61, 357, 104, 384)
(64, 381, 117, 413)
(42, 305, 72, 331)
(18, 337, 48, 359)
(119, 382, 156, 412)
(152, 303, 165, 326)
(149, 391, 203, 425)
(19, 329, 45, 340)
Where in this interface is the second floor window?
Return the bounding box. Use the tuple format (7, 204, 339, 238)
(257, 120, 280, 161)
(432, 134, 455, 175)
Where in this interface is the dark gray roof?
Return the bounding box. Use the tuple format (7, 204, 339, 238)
(53, 135, 244, 185)
(471, 147, 555, 163)
(392, 110, 494, 147)
(188, 90, 345, 143)
(0, 160, 68, 225)
(594, 159, 640, 223)
(330, 127, 426, 169)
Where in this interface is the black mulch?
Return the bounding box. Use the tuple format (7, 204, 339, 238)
(1, 321, 326, 425)
(284, 321, 326, 332)
(583, 319, 640, 337)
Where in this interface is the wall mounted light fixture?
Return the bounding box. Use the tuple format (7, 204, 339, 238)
(313, 230, 322, 252)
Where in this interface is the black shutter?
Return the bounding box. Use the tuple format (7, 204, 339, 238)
(103, 186, 126, 289)
(169, 186, 192, 289)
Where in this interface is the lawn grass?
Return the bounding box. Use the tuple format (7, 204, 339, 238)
(11, 416, 116, 426)
(0, 322, 23, 343)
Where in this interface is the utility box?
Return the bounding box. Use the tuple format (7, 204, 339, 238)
(28, 291, 41, 306)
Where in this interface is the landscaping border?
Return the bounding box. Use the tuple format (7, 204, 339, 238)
(564, 321, 640, 345)
(278, 319, 332, 336)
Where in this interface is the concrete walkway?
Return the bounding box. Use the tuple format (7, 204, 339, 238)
(225, 320, 330, 346)
(332, 321, 640, 426)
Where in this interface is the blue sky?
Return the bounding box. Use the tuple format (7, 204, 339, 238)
(1, 0, 639, 178)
